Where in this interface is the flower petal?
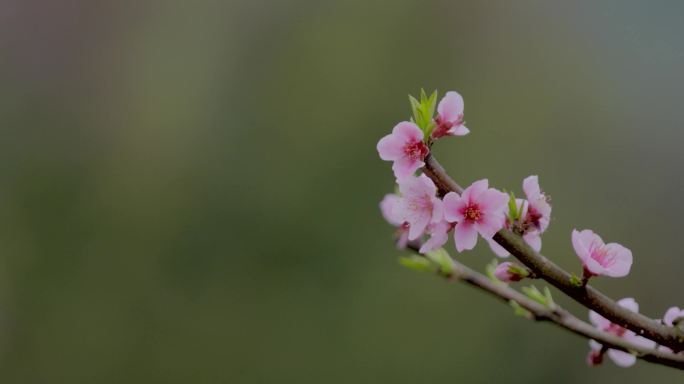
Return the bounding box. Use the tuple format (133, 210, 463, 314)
(607, 349, 636, 368)
(437, 91, 464, 123)
(443, 192, 464, 223)
(486, 236, 510, 257)
(392, 157, 422, 179)
(392, 121, 423, 142)
(523, 231, 542, 252)
(663, 306, 683, 326)
(376, 134, 404, 161)
(522, 175, 540, 200)
(454, 221, 478, 252)
(602, 243, 633, 278)
(461, 179, 489, 202)
(448, 125, 470, 136)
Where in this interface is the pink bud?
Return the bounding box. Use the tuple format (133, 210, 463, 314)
(586, 344, 604, 366)
(494, 262, 528, 282)
(432, 91, 470, 139)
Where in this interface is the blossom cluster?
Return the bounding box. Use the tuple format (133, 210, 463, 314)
(375, 90, 684, 368)
(586, 300, 684, 367)
(377, 91, 552, 256)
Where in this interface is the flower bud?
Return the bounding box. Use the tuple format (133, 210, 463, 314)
(494, 262, 529, 282)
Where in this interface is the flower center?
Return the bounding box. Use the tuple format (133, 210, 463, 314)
(463, 203, 482, 222)
(403, 140, 428, 161)
(432, 115, 464, 138)
(606, 323, 626, 337)
(589, 241, 615, 267)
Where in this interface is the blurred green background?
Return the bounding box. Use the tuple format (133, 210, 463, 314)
(1, 0, 684, 382)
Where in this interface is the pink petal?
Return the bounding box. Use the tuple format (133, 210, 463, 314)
(454, 221, 478, 252)
(417, 173, 438, 197)
(437, 91, 464, 123)
(392, 121, 424, 142)
(617, 298, 639, 313)
(571, 229, 592, 263)
(380, 194, 402, 226)
(523, 231, 542, 252)
(522, 175, 541, 200)
(392, 157, 422, 179)
(448, 125, 470, 136)
(663, 307, 683, 326)
(478, 189, 509, 212)
(376, 134, 404, 161)
(419, 221, 451, 254)
(602, 243, 633, 278)
(443, 192, 464, 223)
(396, 228, 409, 249)
(607, 349, 636, 367)
(624, 332, 657, 350)
(407, 212, 429, 241)
(589, 310, 610, 330)
(486, 236, 510, 257)
(430, 197, 444, 224)
(461, 179, 489, 203)
(476, 214, 505, 239)
(588, 339, 602, 352)
(583, 256, 606, 277)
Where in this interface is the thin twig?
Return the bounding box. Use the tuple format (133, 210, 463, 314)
(422, 154, 684, 352)
(405, 242, 684, 370)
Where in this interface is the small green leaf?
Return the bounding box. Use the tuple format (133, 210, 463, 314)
(485, 259, 499, 282)
(399, 256, 434, 273)
(509, 300, 532, 318)
(427, 90, 438, 118)
(522, 285, 555, 308)
(508, 264, 530, 279)
(507, 191, 518, 221)
(569, 273, 583, 287)
(425, 248, 453, 275)
(543, 286, 555, 307)
(408, 89, 439, 139)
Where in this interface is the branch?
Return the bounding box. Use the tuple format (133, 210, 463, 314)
(405, 242, 684, 370)
(423, 154, 684, 352)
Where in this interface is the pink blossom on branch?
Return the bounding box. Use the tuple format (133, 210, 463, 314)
(572, 229, 633, 279)
(587, 298, 656, 367)
(379, 194, 409, 249)
(432, 91, 470, 139)
(522, 175, 551, 233)
(419, 219, 453, 254)
(485, 197, 543, 258)
(494, 261, 529, 282)
(443, 179, 508, 252)
(663, 307, 684, 327)
(395, 174, 443, 241)
(377, 121, 429, 178)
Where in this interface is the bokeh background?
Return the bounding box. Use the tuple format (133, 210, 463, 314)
(1, 0, 684, 382)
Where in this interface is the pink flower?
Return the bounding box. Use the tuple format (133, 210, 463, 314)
(522, 175, 551, 233)
(663, 306, 684, 327)
(494, 262, 528, 282)
(588, 298, 656, 367)
(485, 198, 542, 257)
(572, 229, 633, 279)
(419, 220, 453, 254)
(377, 121, 429, 178)
(380, 194, 409, 248)
(443, 179, 508, 252)
(432, 91, 470, 139)
(395, 174, 443, 241)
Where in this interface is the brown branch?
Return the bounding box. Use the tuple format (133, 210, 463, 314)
(422, 154, 684, 352)
(405, 242, 684, 370)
